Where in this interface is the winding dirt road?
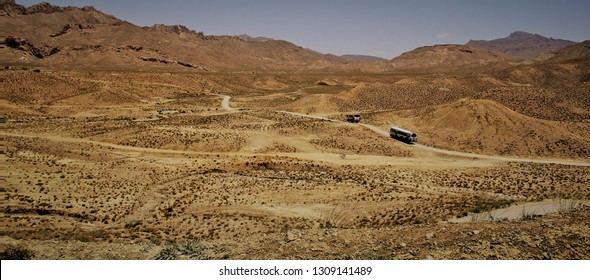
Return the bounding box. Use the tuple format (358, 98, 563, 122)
(3, 93, 588, 168)
(229, 95, 590, 167)
(212, 94, 235, 111)
(3, 132, 495, 169)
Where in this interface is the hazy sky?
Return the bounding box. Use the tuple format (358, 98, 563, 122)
(16, 0, 590, 59)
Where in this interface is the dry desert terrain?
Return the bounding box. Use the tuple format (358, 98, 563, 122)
(1, 69, 589, 259)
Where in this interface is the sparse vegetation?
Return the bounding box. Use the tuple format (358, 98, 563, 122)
(1, 245, 36, 260)
(1, 0, 589, 260)
(154, 241, 210, 260)
(1, 68, 588, 260)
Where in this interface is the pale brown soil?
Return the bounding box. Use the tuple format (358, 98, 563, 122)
(1, 69, 589, 260)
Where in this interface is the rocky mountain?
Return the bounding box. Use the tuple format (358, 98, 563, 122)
(388, 44, 515, 73)
(143, 24, 206, 39)
(1, 2, 586, 73)
(0, 2, 361, 72)
(0, 0, 98, 16)
(466, 31, 577, 59)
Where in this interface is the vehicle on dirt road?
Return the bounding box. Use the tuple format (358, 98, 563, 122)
(346, 114, 361, 123)
(390, 126, 417, 143)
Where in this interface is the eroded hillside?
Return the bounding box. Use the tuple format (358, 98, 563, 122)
(1, 68, 589, 260)
(1, 1, 589, 261)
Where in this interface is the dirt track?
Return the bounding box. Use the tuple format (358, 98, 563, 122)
(0, 132, 496, 169)
(219, 94, 590, 167)
(212, 94, 235, 111)
(2, 73, 589, 260)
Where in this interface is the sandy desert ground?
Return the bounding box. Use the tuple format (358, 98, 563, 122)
(1, 69, 589, 259)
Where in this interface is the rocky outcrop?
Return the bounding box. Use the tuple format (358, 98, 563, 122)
(140, 57, 199, 68)
(1, 0, 17, 8)
(1, 1, 98, 16)
(1, 1, 63, 15)
(1, 0, 25, 16)
(25, 2, 63, 14)
(71, 45, 103, 51)
(50, 23, 95, 37)
(4, 36, 60, 58)
(143, 24, 205, 39)
(81, 6, 97, 12)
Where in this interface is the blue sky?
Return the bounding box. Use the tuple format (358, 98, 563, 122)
(17, 0, 590, 59)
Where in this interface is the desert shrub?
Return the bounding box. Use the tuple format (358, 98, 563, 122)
(154, 246, 177, 260)
(154, 241, 209, 260)
(1, 244, 36, 260)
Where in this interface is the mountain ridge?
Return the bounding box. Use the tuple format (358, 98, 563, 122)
(0, 2, 357, 72)
(466, 31, 577, 59)
(0, 0, 99, 16)
(1, 2, 587, 73)
(388, 44, 516, 73)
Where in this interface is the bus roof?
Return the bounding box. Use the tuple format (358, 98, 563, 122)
(391, 126, 415, 135)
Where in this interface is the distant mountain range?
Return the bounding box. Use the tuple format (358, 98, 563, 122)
(0, 1, 364, 71)
(388, 44, 516, 73)
(340, 54, 387, 62)
(1, 1, 588, 73)
(466, 31, 577, 59)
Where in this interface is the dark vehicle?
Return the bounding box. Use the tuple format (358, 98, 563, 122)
(346, 114, 361, 123)
(390, 126, 417, 143)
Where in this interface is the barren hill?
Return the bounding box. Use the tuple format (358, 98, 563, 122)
(0, 2, 356, 71)
(2, 1, 590, 264)
(490, 41, 590, 112)
(407, 99, 590, 157)
(467, 31, 577, 59)
(388, 44, 515, 73)
(541, 40, 590, 63)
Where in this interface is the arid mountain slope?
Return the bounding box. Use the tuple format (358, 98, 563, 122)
(541, 40, 590, 63)
(388, 44, 515, 73)
(403, 99, 590, 157)
(467, 31, 577, 59)
(0, 2, 359, 71)
(2, 2, 586, 74)
(489, 41, 590, 119)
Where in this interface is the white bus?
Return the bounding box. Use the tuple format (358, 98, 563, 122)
(390, 126, 417, 143)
